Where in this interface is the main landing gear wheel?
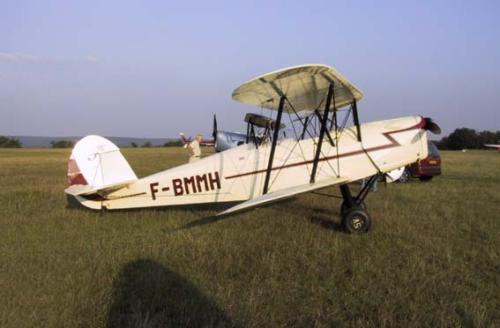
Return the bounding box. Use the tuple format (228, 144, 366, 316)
(340, 200, 367, 217)
(339, 183, 374, 233)
(342, 208, 372, 233)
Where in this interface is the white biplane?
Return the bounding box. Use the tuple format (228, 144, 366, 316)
(65, 64, 440, 233)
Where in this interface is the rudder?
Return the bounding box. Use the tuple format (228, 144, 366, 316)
(67, 135, 137, 192)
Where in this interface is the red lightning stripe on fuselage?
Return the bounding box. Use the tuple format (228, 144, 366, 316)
(224, 117, 425, 180)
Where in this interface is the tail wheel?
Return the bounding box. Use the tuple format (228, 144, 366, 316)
(342, 208, 372, 233)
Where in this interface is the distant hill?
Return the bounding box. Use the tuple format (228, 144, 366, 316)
(10, 136, 177, 148)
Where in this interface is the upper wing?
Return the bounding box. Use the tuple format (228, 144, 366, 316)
(232, 64, 363, 112)
(217, 176, 348, 216)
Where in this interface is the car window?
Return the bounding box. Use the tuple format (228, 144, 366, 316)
(427, 142, 440, 156)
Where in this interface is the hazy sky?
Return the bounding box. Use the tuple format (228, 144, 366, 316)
(1, 0, 499, 137)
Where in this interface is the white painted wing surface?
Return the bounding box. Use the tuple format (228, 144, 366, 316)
(232, 64, 363, 112)
(217, 176, 348, 216)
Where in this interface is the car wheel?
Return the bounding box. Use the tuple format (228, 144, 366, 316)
(398, 168, 410, 183)
(342, 208, 372, 233)
(419, 176, 433, 182)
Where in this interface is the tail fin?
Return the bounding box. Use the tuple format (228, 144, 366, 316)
(66, 135, 137, 195)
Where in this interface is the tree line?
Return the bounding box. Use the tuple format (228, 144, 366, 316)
(0, 136, 22, 148)
(434, 128, 500, 150)
(0, 137, 183, 148)
(0, 137, 77, 148)
(130, 140, 183, 147)
(1, 129, 498, 150)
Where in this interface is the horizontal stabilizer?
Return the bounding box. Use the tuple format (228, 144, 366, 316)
(217, 177, 347, 216)
(65, 181, 134, 196)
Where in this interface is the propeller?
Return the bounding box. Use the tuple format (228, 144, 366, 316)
(424, 117, 441, 135)
(212, 114, 218, 140)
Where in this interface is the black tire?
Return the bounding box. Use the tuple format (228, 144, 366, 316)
(340, 200, 367, 217)
(342, 208, 372, 233)
(398, 168, 410, 183)
(419, 176, 433, 182)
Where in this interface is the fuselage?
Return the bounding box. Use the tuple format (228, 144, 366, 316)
(74, 116, 428, 210)
(214, 131, 247, 152)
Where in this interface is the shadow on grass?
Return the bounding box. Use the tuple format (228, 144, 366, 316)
(172, 215, 234, 232)
(172, 198, 299, 232)
(68, 193, 345, 233)
(66, 194, 238, 214)
(309, 215, 343, 232)
(108, 259, 239, 328)
(274, 202, 344, 232)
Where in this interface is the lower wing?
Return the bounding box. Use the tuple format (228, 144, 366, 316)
(217, 176, 348, 216)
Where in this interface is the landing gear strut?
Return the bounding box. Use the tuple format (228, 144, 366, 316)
(339, 175, 378, 233)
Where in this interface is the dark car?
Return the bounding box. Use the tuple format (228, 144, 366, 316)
(399, 141, 441, 182)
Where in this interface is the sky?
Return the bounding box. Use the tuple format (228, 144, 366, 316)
(1, 0, 499, 138)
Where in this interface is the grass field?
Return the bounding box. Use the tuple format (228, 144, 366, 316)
(1, 148, 499, 327)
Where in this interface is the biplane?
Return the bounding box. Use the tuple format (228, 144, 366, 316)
(66, 64, 440, 233)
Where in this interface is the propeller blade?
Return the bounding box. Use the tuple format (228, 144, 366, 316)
(424, 117, 441, 135)
(212, 114, 218, 140)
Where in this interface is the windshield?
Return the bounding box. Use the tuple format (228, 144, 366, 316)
(427, 141, 440, 157)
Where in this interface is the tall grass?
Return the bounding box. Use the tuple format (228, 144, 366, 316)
(1, 148, 499, 327)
